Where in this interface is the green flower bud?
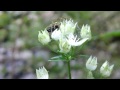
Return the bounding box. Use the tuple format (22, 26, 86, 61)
(86, 56, 97, 71)
(80, 24, 91, 40)
(38, 30, 51, 45)
(36, 66, 49, 79)
(100, 61, 114, 77)
(59, 38, 71, 54)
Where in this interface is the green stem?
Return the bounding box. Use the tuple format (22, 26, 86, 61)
(67, 61, 71, 79)
(100, 74, 105, 79)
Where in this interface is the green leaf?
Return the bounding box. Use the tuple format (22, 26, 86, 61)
(77, 55, 89, 59)
(48, 55, 67, 62)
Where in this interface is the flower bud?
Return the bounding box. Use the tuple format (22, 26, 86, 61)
(59, 38, 71, 54)
(38, 30, 51, 45)
(36, 66, 49, 79)
(86, 56, 97, 71)
(80, 24, 91, 40)
(60, 19, 77, 36)
(100, 61, 114, 77)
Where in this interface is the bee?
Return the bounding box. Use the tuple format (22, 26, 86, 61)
(46, 17, 67, 33)
(46, 22, 60, 33)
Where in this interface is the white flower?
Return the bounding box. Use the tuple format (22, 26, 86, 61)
(36, 66, 49, 79)
(100, 61, 114, 77)
(86, 56, 97, 71)
(80, 24, 91, 40)
(59, 38, 71, 54)
(51, 29, 62, 40)
(67, 33, 89, 46)
(38, 30, 51, 45)
(60, 19, 77, 36)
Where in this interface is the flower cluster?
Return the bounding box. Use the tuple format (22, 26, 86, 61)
(38, 19, 91, 54)
(37, 19, 114, 79)
(86, 56, 114, 78)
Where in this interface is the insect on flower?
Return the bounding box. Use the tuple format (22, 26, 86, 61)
(46, 17, 67, 33)
(46, 22, 60, 33)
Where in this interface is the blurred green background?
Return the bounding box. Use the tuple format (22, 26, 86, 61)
(0, 11, 120, 79)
